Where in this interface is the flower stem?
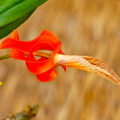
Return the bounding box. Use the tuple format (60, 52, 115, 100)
(0, 52, 50, 61)
(0, 54, 11, 60)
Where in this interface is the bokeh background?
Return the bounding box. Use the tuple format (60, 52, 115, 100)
(0, 0, 120, 119)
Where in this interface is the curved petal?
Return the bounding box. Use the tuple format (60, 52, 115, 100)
(28, 41, 61, 60)
(26, 43, 62, 74)
(61, 66, 66, 71)
(55, 54, 120, 85)
(36, 68, 58, 82)
(81, 56, 120, 84)
(0, 38, 37, 52)
(0, 35, 61, 52)
(34, 35, 61, 51)
(26, 58, 54, 74)
(0, 30, 62, 61)
(41, 30, 58, 40)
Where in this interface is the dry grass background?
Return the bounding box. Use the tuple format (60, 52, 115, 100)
(0, 0, 120, 120)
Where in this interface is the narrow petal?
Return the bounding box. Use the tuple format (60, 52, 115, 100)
(0, 38, 37, 52)
(11, 30, 19, 40)
(55, 54, 120, 85)
(36, 69, 58, 82)
(82, 56, 120, 84)
(61, 66, 66, 71)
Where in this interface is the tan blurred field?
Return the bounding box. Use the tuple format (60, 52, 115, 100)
(0, 0, 120, 120)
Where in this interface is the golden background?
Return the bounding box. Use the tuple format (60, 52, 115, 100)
(0, 0, 120, 119)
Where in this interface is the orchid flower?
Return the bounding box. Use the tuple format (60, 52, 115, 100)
(0, 30, 120, 85)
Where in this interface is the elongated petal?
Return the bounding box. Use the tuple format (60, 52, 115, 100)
(55, 54, 120, 85)
(81, 56, 120, 84)
(0, 29, 40, 51)
(0, 38, 38, 52)
(36, 69, 58, 82)
(0, 35, 61, 52)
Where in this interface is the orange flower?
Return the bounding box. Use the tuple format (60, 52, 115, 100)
(1, 30, 120, 84)
(0, 30, 66, 82)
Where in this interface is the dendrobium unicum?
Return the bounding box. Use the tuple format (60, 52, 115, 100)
(0, 30, 120, 85)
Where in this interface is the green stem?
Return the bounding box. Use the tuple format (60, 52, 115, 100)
(0, 51, 50, 61)
(0, 54, 11, 60)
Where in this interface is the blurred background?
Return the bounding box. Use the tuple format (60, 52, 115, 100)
(0, 0, 120, 119)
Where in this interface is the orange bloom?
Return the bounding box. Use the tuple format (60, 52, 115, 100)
(0, 30, 66, 82)
(1, 30, 120, 84)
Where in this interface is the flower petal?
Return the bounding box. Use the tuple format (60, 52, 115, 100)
(25, 40, 62, 74)
(10, 49, 27, 60)
(82, 56, 120, 84)
(10, 30, 26, 60)
(55, 54, 120, 85)
(0, 30, 62, 61)
(0, 35, 61, 52)
(0, 38, 37, 52)
(61, 66, 66, 71)
(41, 30, 58, 40)
(36, 68, 58, 82)
(26, 58, 54, 74)
(11, 30, 19, 40)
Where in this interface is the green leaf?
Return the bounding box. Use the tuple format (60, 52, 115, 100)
(0, 0, 47, 39)
(0, 9, 35, 38)
(0, 0, 22, 14)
